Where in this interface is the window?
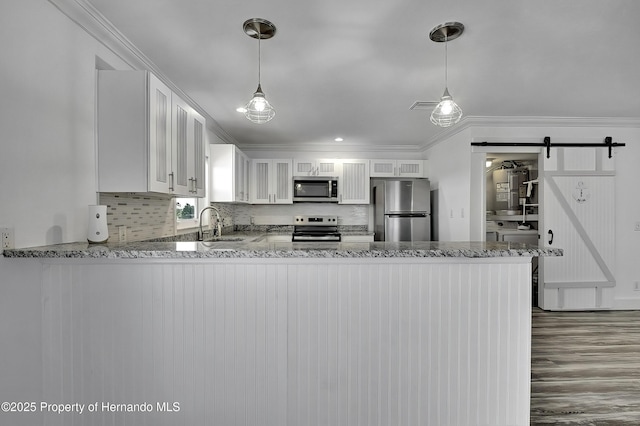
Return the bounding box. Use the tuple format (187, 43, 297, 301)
(176, 197, 201, 230)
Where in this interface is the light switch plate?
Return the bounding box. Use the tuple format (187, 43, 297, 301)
(635, 222, 640, 231)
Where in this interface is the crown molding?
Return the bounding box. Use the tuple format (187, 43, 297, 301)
(423, 116, 640, 150)
(237, 142, 426, 154)
(48, 0, 239, 145)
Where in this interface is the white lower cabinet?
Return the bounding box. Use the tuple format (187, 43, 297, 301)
(250, 159, 293, 204)
(339, 160, 370, 204)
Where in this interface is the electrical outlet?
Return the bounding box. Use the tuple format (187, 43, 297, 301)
(1, 227, 15, 250)
(635, 222, 640, 231)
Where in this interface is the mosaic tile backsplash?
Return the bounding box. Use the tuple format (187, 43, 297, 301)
(99, 192, 370, 242)
(99, 193, 175, 242)
(227, 203, 369, 226)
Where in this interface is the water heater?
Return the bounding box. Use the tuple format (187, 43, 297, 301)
(492, 168, 529, 214)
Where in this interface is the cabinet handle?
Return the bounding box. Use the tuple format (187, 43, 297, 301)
(548, 229, 554, 245)
(193, 177, 197, 193)
(169, 172, 174, 192)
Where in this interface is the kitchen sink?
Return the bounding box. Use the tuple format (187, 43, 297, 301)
(203, 237, 245, 242)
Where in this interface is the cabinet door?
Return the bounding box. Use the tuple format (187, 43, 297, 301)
(370, 160, 395, 177)
(234, 148, 250, 203)
(370, 159, 425, 177)
(293, 159, 339, 176)
(316, 159, 339, 177)
(172, 95, 191, 196)
(396, 160, 424, 177)
(189, 110, 206, 197)
(251, 160, 271, 203)
(243, 156, 251, 202)
(340, 160, 369, 204)
(210, 143, 248, 203)
(272, 160, 293, 204)
(148, 74, 172, 193)
(293, 159, 315, 176)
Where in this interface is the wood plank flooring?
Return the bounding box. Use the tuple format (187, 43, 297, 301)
(531, 308, 640, 425)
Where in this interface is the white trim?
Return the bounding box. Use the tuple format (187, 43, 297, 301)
(238, 142, 426, 153)
(48, 0, 237, 145)
(427, 116, 640, 150)
(545, 281, 615, 289)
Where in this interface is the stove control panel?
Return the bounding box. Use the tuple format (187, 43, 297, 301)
(293, 215, 338, 226)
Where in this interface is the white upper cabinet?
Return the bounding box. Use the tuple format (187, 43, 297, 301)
(293, 159, 340, 177)
(97, 70, 206, 196)
(339, 160, 370, 204)
(369, 159, 426, 177)
(189, 111, 206, 197)
(209, 144, 249, 203)
(251, 159, 293, 204)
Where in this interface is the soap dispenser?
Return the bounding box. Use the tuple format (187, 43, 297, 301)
(87, 205, 109, 244)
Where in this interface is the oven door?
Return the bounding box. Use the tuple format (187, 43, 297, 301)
(292, 232, 341, 242)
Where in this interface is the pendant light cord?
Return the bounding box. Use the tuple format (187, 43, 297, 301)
(444, 32, 448, 89)
(257, 32, 262, 86)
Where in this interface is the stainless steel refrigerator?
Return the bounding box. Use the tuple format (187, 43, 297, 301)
(373, 179, 431, 241)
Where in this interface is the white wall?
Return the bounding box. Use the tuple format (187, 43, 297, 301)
(423, 128, 472, 241)
(426, 124, 640, 308)
(0, 0, 133, 247)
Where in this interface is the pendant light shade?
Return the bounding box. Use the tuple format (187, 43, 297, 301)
(429, 22, 464, 128)
(430, 87, 462, 127)
(242, 18, 276, 124)
(244, 84, 275, 123)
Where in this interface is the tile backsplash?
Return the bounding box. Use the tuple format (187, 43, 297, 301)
(217, 203, 370, 228)
(99, 193, 175, 242)
(98, 192, 370, 243)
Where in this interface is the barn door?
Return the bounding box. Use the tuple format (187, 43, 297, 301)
(540, 147, 616, 310)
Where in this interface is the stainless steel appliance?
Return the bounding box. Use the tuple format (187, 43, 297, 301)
(374, 179, 431, 242)
(492, 168, 529, 214)
(292, 215, 341, 242)
(293, 176, 339, 203)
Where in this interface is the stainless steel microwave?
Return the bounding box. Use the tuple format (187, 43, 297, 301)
(293, 176, 339, 202)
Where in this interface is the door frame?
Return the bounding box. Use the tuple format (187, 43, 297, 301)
(470, 140, 543, 241)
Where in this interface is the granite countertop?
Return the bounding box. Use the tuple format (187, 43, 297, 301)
(3, 233, 563, 259)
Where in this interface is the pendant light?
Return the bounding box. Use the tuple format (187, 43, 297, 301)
(242, 18, 276, 124)
(429, 22, 464, 127)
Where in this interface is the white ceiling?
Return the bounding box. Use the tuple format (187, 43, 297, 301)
(87, 0, 640, 151)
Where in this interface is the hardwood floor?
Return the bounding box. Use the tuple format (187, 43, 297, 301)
(531, 308, 640, 425)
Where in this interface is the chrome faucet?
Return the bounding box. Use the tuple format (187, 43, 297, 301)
(198, 206, 222, 241)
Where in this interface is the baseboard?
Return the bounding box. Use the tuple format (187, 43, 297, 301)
(613, 298, 640, 310)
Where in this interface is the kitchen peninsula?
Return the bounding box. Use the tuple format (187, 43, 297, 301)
(3, 241, 561, 426)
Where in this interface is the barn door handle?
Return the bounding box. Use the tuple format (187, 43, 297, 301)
(548, 230, 554, 245)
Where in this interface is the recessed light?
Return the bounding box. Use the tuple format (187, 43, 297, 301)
(334, 137, 344, 142)
(236, 107, 247, 113)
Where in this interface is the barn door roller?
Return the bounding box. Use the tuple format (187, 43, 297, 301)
(471, 136, 625, 158)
